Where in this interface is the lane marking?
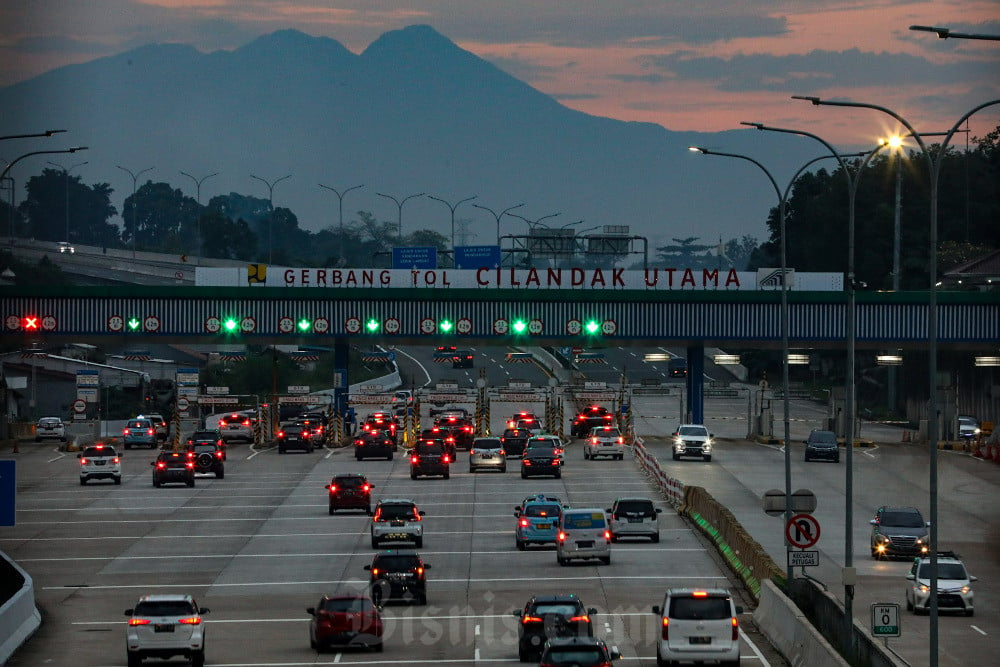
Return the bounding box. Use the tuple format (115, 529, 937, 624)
(740, 627, 771, 665)
(971, 625, 987, 636)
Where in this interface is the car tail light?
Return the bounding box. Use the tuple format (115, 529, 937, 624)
(178, 616, 202, 625)
(499, 449, 506, 456)
(469, 449, 477, 455)
(156, 462, 166, 469)
(241, 419, 250, 426)
(570, 614, 590, 623)
(277, 430, 285, 438)
(112, 457, 120, 464)
(442, 455, 450, 463)
(519, 518, 529, 527)
(604, 530, 612, 540)
(591, 437, 598, 444)
(123, 428, 131, 436)
(557, 531, 566, 542)
(551, 459, 559, 465)
(617, 437, 624, 444)
(328, 485, 337, 492)
(523, 460, 532, 466)
(661, 616, 669, 640)
(362, 484, 370, 492)
(185, 462, 195, 469)
(79, 458, 88, 465)
(371, 568, 379, 576)
(731, 616, 739, 640)
(415, 566, 424, 576)
(128, 618, 151, 626)
(215, 451, 223, 459)
(692, 590, 708, 597)
(522, 615, 543, 624)
(411, 455, 419, 464)
(147, 428, 154, 435)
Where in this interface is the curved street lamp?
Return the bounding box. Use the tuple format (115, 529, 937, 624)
(472, 202, 524, 247)
(116, 164, 154, 257)
(180, 170, 219, 255)
(0, 129, 65, 142)
(47, 160, 88, 243)
(791, 94, 1000, 667)
(510, 211, 561, 231)
(376, 191, 425, 243)
(910, 25, 1000, 40)
(319, 183, 364, 264)
(428, 194, 477, 250)
(250, 173, 292, 264)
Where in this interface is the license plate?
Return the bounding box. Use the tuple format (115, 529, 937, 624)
(154, 624, 175, 633)
(95, 460, 106, 466)
(287, 436, 299, 441)
(577, 540, 595, 548)
(536, 523, 551, 530)
(627, 517, 641, 523)
(689, 637, 711, 645)
(478, 454, 492, 460)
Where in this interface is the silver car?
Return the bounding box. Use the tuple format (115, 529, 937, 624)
(469, 437, 507, 473)
(125, 594, 209, 667)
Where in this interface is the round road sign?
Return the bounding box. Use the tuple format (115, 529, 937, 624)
(41, 315, 58, 331)
(493, 319, 509, 335)
(456, 318, 473, 334)
(384, 318, 401, 334)
(419, 318, 436, 334)
(107, 315, 124, 332)
(345, 317, 362, 334)
(240, 316, 257, 333)
(527, 319, 544, 335)
(72, 399, 87, 414)
(785, 513, 821, 549)
(204, 316, 221, 333)
(278, 316, 295, 334)
(601, 319, 618, 335)
(143, 315, 160, 332)
(566, 319, 582, 335)
(313, 317, 329, 334)
(177, 397, 190, 410)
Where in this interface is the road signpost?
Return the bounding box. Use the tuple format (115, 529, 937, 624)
(872, 603, 900, 638)
(785, 513, 821, 549)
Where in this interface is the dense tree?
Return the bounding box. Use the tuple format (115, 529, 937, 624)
(123, 181, 200, 252)
(199, 211, 258, 260)
(18, 168, 119, 245)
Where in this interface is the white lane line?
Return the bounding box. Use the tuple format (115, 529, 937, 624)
(475, 624, 481, 636)
(46, 452, 68, 463)
(20, 548, 706, 563)
(47, 575, 727, 591)
(971, 625, 987, 635)
(740, 627, 771, 665)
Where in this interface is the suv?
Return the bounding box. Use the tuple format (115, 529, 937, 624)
(501, 428, 531, 458)
(364, 550, 430, 605)
(583, 425, 625, 460)
(370, 499, 425, 548)
(469, 437, 507, 473)
(123, 418, 157, 449)
(452, 349, 475, 368)
(326, 473, 374, 514)
(651, 588, 742, 667)
(571, 405, 614, 437)
(906, 551, 976, 616)
(540, 637, 620, 667)
(78, 443, 122, 485)
(307, 594, 383, 652)
(186, 442, 225, 479)
(804, 429, 839, 462)
(671, 424, 713, 461)
(277, 423, 315, 453)
(515, 494, 566, 550)
(151, 450, 195, 487)
(354, 431, 395, 461)
(409, 439, 451, 479)
(513, 594, 597, 662)
(35, 416, 66, 442)
(557, 508, 611, 565)
(521, 446, 563, 479)
(437, 414, 476, 450)
(140, 413, 169, 442)
(362, 412, 398, 443)
(217, 412, 254, 444)
(870, 506, 930, 559)
(606, 497, 662, 543)
(958, 415, 980, 441)
(187, 430, 225, 460)
(125, 594, 209, 667)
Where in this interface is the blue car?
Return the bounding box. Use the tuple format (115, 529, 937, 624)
(514, 494, 566, 550)
(122, 418, 157, 449)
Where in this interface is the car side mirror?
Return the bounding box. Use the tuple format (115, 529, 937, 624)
(512, 610, 522, 618)
(651, 605, 661, 615)
(76, 453, 82, 458)
(735, 605, 744, 614)
(199, 608, 209, 615)
(124, 609, 134, 616)
(364, 565, 372, 571)
(369, 484, 375, 488)
(610, 648, 622, 660)
(149, 461, 155, 466)
(514, 510, 521, 517)
(605, 508, 612, 513)
(970, 575, 978, 582)
(869, 519, 878, 525)
(587, 607, 597, 615)
(306, 607, 316, 615)
(419, 510, 426, 516)
(654, 508, 662, 514)
(906, 574, 915, 580)
(925, 521, 931, 526)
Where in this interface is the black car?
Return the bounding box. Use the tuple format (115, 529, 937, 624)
(277, 423, 315, 453)
(452, 350, 474, 368)
(521, 447, 562, 479)
(410, 439, 451, 479)
(870, 506, 930, 559)
(437, 415, 476, 450)
(539, 636, 620, 666)
(501, 428, 531, 458)
(364, 550, 430, 605)
(151, 450, 195, 487)
(354, 430, 395, 460)
(187, 429, 226, 460)
(186, 442, 225, 478)
(513, 594, 596, 662)
(326, 473, 374, 514)
(570, 405, 614, 437)
(804, 429, 840, 462)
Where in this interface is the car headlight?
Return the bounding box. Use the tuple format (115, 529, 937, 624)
(918, 584, 930, 594)
(961, 586, 971, 594)
(874, 534, 890, 545)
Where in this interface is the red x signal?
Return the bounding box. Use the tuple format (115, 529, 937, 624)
(23, 316, 39, 330)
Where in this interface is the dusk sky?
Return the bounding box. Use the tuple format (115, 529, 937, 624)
(3, 1, 999, 146)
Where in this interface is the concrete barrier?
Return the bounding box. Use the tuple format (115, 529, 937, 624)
(754, 579, 849, 667)
(0, 550, 41, 665)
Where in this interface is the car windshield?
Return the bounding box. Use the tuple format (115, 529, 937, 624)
(504, 429, 527, 438)
(283, 425, 306, 433)
(526, 447, 558, 458)
(809, 431, 837, 444)
(564, 512, 606, 529)
(322, 597, 375, 612)
(678, 426, 708, 436)
(191, 444, 216, 454)
(134, 600, 196, 616)
(378, 505, 416, 520)
(336, 477, 366, 487)
(83, 447, 114, 457)
(532, 603, 582, 616)
(39, 418, 61, 425)
(614, 501, 654, 517)
(881, 511, 924, 527)
(415, 442, 444, 455)
(127, 420, 149, 429)
(525, 504, 561, 518)
(919, 563, 968, 580)
(668, 596, 731, 620)
(374, 556, 420, 570)
(475, 439, 501, 449)
(544, 648, 604, 664)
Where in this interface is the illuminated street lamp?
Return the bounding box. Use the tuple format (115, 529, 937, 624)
(792, 93, 1000, 667)
(116, 164, 154, 257)
(180, 170, 219, 254)
(376, 191, 425, 243)
(250, 173, 291, 264)
(472, 202, 524, 247)
(429, 194, 477, 251)
(47, 160, 88, 243)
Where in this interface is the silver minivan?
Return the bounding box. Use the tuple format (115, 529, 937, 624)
(652, 588, 742, 665)
(556, 508, 611, 565)
(606, 497, 662, 542)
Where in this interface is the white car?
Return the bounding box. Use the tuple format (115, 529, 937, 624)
(78, 443, 122, 485)
(124, 594, 210, 667)
(216, 412, 255, 443)
(35, 417, 66, 442)
(906, 552, 976, 616)
(370, 498, 426, 548)
(606, 497, 662, 542)
(583, 425, 625, 460)
(671, 423, 713, 461)
(58, 241, 75, 253)
(652, 588, 743, 666)
(556, 508, 611, 565)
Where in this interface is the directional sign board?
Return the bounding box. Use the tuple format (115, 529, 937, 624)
(785, 513, 821, 548)
(392, 246, 438, 269)
(454, 245, 501, 269)
(788, 550, 819, 567)
(871, 603, 900, 637)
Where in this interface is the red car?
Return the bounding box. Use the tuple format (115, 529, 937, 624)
(307, 594, 383, 653)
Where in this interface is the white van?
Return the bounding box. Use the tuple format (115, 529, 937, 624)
(556, 508, 611, 565)
(651, 588, 743, 665)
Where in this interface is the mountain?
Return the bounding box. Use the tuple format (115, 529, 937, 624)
(0, 25, 824, 257)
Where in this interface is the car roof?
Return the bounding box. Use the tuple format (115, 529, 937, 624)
(136, 594, 195, 603)
(377, 498, 417, 505)
(665, 587, 732, 597)
(613, 496, 654, 503)
(523, 494, 562, 505)
(334, 472, 368, 479)
(544, 636, 607, 648)
(529, 594, 583, 603)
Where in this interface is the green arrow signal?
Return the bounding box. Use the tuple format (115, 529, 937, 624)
(366, 318, 380, 332)
(439, 319, 454, 333)
(127, 318, 141, 331)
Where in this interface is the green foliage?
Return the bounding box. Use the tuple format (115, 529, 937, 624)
(0, 252, 73, 286)
(19, 168, 119, 246)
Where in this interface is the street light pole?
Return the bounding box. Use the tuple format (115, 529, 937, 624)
(428, 194, 477, 251)
(375, 191, 425, 243)
(116, 165, 154, 257)
(472, 202, 525, 248)
(179, 170, 219, 255)
(510, 212, 561, 231)
(319, 183, 364, 263)
(0, 130, 66, 141)
(47, 160, 88, 243)
(250, 174, 291, 264)
(792, 94, 1000, 667)
(0, 148, 88, 240)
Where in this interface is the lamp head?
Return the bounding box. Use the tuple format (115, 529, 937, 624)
(688, 146, 708, 154)
(739, 122, 764, 130)
(791, 95, 822, 105)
